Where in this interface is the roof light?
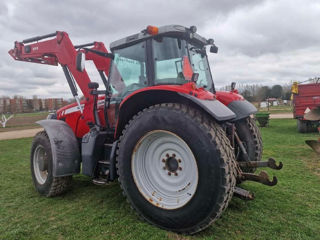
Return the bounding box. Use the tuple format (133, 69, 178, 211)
(146, 25, 159, 35)
(189, 26, 197, 33)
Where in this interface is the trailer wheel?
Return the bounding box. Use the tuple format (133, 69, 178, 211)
(297, 119, 318, 133)
(235, 117, 262, 172)
(30, 131, 72, 197)
(117, 103, 236, 234)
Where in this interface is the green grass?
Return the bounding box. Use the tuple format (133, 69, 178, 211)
(0, 119, 319, 240)
(258, 105, 292, 114)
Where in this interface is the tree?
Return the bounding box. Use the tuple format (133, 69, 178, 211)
(270, 85, 283, 98)
(257, 86, 271, 101)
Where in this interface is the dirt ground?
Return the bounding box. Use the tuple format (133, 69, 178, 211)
(270, 113, 293, 119)
(0, 128, 43, 141)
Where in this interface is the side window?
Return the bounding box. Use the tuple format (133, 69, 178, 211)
(153, 37, 188, 85)
(109, 42, 147, 98)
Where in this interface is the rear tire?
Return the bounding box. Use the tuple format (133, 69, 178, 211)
(30, 131, 72, 197)
(117, 103, 236, 234)
(235, 117, 263, 172)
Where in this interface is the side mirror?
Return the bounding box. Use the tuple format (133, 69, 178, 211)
(231, 82, 236, 91)
(210, 45, 218, 54)
(191, 73, 199, 83)
(76, 52, 85, 72)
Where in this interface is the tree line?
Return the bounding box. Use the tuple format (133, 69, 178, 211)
(220, 83, 292, 102)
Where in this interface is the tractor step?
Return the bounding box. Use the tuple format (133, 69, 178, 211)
(98, 160, 110, 165)
(92, 177, 109, 185)
(234, 187, 254, 200)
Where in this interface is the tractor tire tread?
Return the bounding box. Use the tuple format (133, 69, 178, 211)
(31, 131, 72, 197)
(116, 103, 236, 234)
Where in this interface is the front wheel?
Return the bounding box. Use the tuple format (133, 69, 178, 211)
(235, 117, 263, 172)
(117, 103, 236, 234)
(30, 131, 72, 197)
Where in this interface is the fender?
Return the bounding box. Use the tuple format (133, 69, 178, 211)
(114, 86, 236, 138)
(227, 100, 257, 121)
(36, 119, 81, 177)
(216, 91, 257, 121)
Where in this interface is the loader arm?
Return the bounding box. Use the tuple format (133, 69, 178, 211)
(8, 31, 97, 125)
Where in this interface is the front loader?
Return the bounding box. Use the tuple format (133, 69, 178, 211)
(9, 25, 282, 234)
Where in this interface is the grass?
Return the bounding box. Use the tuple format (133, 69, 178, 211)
(0, 119, 319, 240)
(258, 105, 293, 114)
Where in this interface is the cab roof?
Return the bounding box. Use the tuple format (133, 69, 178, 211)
(110, 25, 209, 51)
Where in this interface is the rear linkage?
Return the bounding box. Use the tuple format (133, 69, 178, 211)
(234, 158, 283, 200)
(230, 125, 283, 200)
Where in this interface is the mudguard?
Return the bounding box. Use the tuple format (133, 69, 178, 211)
(181, 93, 236, 121)
(227, 100, 257, 121)
(36, 119, 80, 177)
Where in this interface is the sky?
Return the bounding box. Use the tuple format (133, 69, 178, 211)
(0, 0, 319, 98)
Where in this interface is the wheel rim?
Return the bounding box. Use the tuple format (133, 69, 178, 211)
(131, 130, 199, 210)
(33, 145, 48, 184)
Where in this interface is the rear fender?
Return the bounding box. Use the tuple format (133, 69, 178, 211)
(36, 119, 80, 177)
(114, 90, 236, 138)
(227, 100, 257, 121)
(216, 91, 257, 121)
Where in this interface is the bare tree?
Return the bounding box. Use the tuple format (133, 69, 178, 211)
(0, 114, 14, 128)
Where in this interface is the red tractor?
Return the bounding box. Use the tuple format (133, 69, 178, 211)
(9, 25, 282, 234)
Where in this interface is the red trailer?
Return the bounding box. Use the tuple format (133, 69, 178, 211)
(292, 81, 320, 132)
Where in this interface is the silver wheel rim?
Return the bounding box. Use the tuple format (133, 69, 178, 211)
(33, 145, 48, 184)
(131, 130, 199, 210)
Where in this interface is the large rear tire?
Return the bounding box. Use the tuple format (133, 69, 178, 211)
(235, 117, 263, 172)
(117, 103, 236, 234)
(30, 131, 72, 197)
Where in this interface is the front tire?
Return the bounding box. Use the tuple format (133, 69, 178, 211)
(117, 103, 236, 234)
(30, 131, 72, 197)
(235, 117, 263, 172)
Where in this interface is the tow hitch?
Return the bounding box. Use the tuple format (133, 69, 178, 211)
(234, 158, 283, 200)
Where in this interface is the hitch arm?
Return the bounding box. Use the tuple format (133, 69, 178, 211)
(238, 158, 283, 170)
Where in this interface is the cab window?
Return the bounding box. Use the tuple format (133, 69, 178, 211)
(152, 37, 189, 85)
(109, 42, 147, 98)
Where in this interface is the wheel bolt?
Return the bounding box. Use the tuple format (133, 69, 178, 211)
(174, 172, 178, 176)
(168, 172, 171, 176)
(162, 159, 165, 162)
(178, 159, 181, 163)
(178, 167, 182, 171)
(172, 153, 176, 157)
(166, 153, 169, 158)
(163, 166, 166, 170)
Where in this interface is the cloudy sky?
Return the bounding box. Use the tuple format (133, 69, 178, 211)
(0, 0, 319, 98)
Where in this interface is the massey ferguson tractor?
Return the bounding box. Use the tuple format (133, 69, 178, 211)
(9, 25, 282, 234)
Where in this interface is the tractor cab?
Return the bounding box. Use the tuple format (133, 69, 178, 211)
(108, 25, 218, 99)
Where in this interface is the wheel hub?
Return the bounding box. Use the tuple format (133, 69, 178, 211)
(164, 154, 179, 173)
(131, 130, 199, 210)
(33, 145, 48, 184)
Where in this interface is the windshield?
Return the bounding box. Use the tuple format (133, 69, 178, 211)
(188, 44, 213, 91)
